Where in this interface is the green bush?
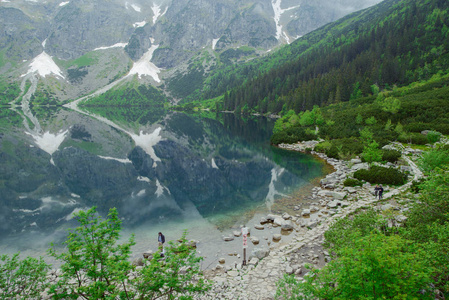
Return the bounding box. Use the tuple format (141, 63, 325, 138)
(382, 149, 402, 163)
(343, 178, 363, 187)
(270, 131, 296, 145)
(0, 254, 50, 299)
(277, 234, 433, 300)
(315, 138, 364, 157)
(314, 140, 332, 153)
(270, 126, 316, 145)
(433, 123, 449, 134)
(427, 131, 442, 143)
(419, 148, 449, 173)
(354, 166, 407, 185)
(410, 178, 426, 193)
(398, 133, 428, 145)
(325, 145, 339, 159)
(48, 207, 209, 299)
(403, 122, 430, 133)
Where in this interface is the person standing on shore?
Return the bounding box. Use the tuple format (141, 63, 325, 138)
(158, 232, 165, 245)
(158, 232, 165, 256)
(378, 185, 384, 200)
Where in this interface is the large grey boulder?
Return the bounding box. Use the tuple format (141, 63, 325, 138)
(331, 191, 347, 200)
(251, 248, 269, 260)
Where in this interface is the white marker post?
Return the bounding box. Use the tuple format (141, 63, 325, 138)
(242, 226, 248, 265)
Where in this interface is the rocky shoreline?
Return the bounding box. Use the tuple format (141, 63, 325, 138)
(198, 141, 424, 300)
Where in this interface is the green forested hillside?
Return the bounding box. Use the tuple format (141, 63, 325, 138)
(80, 80, 168, 107)
(189, 0, 449, 114)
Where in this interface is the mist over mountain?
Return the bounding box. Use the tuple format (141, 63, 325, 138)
(0, 0, 382, 102)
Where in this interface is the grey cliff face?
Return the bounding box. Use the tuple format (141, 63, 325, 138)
(0, 7, 47, 62)
(0, 0, 383, 100)
(46, 0, 136, 60)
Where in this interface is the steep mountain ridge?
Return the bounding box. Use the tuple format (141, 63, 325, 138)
(201, 0, 449, 114)
(0, 0, 382, 103)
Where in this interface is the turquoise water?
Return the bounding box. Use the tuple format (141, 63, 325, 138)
(0, 106, 328, 266)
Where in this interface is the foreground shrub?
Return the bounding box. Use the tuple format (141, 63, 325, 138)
(323, 209, 385, 251)
(354, 166, 407, 185)
(48, 207, 209, 299)
(0, 254, 50, 299)
(48, 207, 136, 299)
(382, 149, 402, 163)
(404, 169, 449, 296)
(343, 178, 363, 187)
(405, 168, 449, 243)
(134, 231, 209, 299)
(419, 148, 449, 173)
(276, 234, 433, 300)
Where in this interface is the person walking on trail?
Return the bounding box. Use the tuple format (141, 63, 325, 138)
(374, 184, 380, 197)
(378, 185, 384, 200)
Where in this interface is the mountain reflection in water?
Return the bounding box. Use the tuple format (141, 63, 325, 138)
(0, 105, 328, 266)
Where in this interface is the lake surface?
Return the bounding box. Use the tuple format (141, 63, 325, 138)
(0, 105, 329, 267)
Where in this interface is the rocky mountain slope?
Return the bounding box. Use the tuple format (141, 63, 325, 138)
(0, 0, 381, 102)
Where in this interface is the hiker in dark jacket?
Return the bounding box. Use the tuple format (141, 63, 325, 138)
(158, 232, 165, 245)
(378, 185, 384, 200)
(158, 232, 166, 257)
(374, 184, 380, 197)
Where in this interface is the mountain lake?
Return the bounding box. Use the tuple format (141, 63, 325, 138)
(0, 105, 331, 268)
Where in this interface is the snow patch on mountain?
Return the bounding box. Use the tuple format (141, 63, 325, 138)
(155, 179, 170, 197)
(152, 4, 161, 24)
(212, 38, 219, 50)
(125, 2, 140, 12)
(94, 43, 128, 51)
(211, 158, 219, 169)
(130, 127, 162, 167)
(98, 156, 132, 164)
(151, 4, 168, 24)
(131, 4, 141, 12)
(27, 130, 68, 155)
(59, 1, 69, 6)
(22, 52, 65, 79)
(127, 44, 161, 82)
(137, 176, 151, 183)
(133, 21, 147, 28)
(272, 0, 299, 42)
